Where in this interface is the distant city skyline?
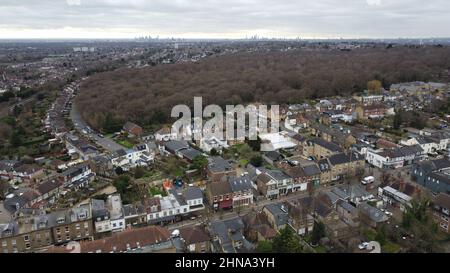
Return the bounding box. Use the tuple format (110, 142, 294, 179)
(0, 0, 450, 39)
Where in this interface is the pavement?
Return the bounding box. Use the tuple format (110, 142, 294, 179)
(70, 103, 125, 152)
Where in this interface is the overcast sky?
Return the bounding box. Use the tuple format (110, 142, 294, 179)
(0, 0, 449, 39)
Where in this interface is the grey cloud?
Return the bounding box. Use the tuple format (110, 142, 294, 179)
(0, 0, 449, 38)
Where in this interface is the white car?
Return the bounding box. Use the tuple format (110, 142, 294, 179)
(358, 242, 369, 250)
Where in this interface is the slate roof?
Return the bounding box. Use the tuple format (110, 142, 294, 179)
(263, 203, 288, 227)
(183, 186, 203, 201)
(302, 164, 321, 176)
(228, 175, 253, 192)
(358, 202, 389, 223)
(178, 148, 202, 161)
(208, 156, 233, 173)
(311, 138, 343, 153)
(164, 140, 189, 153)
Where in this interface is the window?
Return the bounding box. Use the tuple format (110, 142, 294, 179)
(65, 226, 69, 233)
(11, 240, 16, 246)
(66, 235, 71, 240)
(112, 223, 117, 228)
(84, 222, 89, 229)
(1, 241, 7, 247)
(36, 234, 41, 240)
(24, 235, 30, 242)
(76, 224, 80, 230)
(119, 222, 123, 226)
(25, 243, 31, 249)
(56, 228, 61, 234)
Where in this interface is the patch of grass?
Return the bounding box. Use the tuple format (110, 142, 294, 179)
(239, 158, 249, 167)
(382, 242, 401, 253)
(148, 186, 167, 197)
(117, 139, 134, 149)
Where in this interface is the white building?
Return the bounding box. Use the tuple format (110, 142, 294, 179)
(365, 149, 404, 169)
(107, 194, 125, 232)
(110, 144, 154, 171)
(259, 132, 297, 152)
(199, 136, 229, 153)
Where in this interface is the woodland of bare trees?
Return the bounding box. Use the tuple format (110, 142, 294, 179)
(75, 46, 450, 132)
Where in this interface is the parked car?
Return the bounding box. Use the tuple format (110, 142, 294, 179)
(361, 176, 375, 185)
(358, 242, 369, 250)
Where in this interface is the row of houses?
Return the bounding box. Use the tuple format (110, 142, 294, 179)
(0, 203, 93, 253)
(92, 186, 204, 235)
(1, 163, 95, 218)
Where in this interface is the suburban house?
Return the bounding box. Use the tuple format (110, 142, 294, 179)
(327, 152, 365, 181)
(358, 202, 389, 228)
(256, 169, 293, 199)
(179, 226, 212, 253)
(155, 127, 178, 142)
(432, 193, 450, 233)
(411, 158, 450, 193)
(355, 104, 386, 120)
(228, 175, 254, 208)
(277, 161, 320, 190)
(110, 144, 154, 171)
(206, 181, 233, 211)
(91, 199, 111, 235)
(122, 203, 147, 228)
(262, 203, 289, 232)
(10, 164, 44, 183)
(262, 151, 285, 165)
(242, 212, 277, 242)
(123, 121, 143, 137)
(284, 113, 310, 132)
(286, 197, 315, 236)
(59, 163, 95, 189)
(146, 192, 191, 225)
(207, 156, 236, 182)
(0, 204, 94, 253)
(303, 138, 343, 160)
(336, 200, 359, 227)
(106, 194, 125, 233)
(51, 204, 94, 245)
(318, 158, 333, 186)
(209, 217, 250, 253)
(366, 148, 405, 169)
(199, 136, 229, 153)
(64, 133, 99, 160)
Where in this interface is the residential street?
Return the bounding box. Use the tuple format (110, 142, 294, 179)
(70, 102, 125, 152)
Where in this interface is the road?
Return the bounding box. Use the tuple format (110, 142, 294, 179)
(70, 102, 125, 152)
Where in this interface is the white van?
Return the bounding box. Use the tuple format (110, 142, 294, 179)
(361, 176, 375, 185)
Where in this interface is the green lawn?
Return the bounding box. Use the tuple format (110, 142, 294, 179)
(239, 159, 249, 167)
(117, 139, 134, 149)
(149, 186, 167, 197)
